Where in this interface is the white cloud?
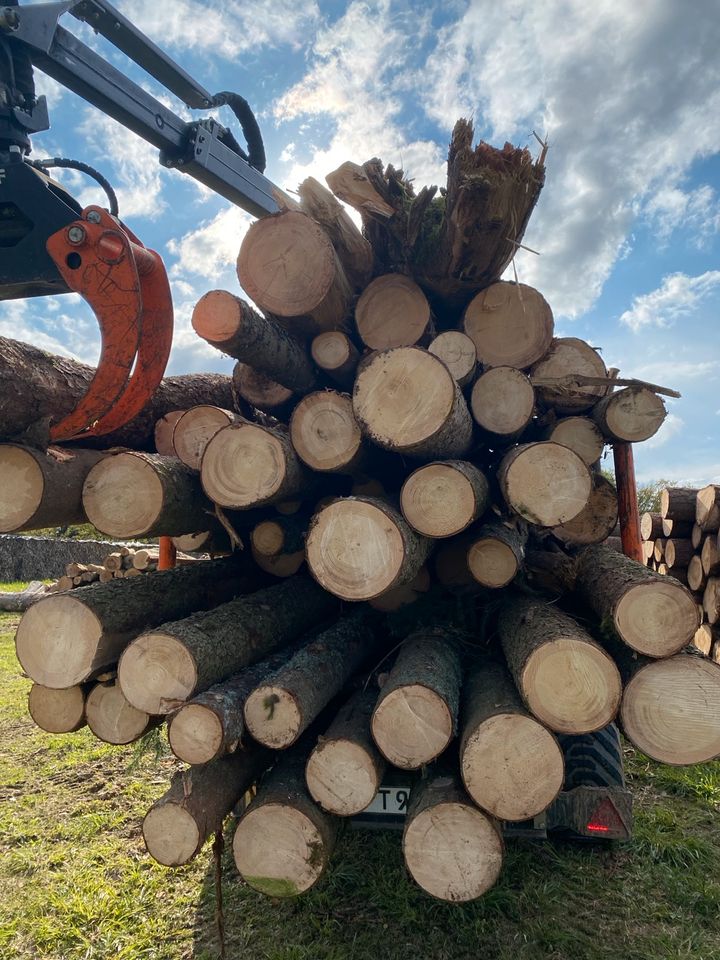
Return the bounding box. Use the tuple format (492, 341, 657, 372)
(632, 359, 720, 382)
(645, 182, 720, 243)
(167, 206, 254, 282)
(619, 271, 720, 332)
(643, 412, 684, 450)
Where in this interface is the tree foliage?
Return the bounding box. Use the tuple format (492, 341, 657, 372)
(602, 470, 670, 514)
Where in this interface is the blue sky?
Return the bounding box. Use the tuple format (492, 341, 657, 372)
(3, 0, 719, 484)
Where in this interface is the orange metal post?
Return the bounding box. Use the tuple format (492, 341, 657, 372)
(613, 442, 643, 563)
(158, 536, 177, 570)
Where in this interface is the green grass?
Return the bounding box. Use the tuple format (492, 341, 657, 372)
(2, 604, 720, 960)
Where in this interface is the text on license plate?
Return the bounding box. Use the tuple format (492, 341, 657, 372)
(363, 786, 411, 816)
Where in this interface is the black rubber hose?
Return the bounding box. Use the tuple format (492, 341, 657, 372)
(210, 91, 266, 173)
(29, 158, 119, 216)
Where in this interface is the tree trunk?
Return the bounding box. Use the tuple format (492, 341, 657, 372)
(428, 331, 477, 389)
(0, 336, 237, 449)
(325, 160, 395, 217)
(297, 176, 374, 291)
(400, 460, 489, 538)
(702, 535, 720, 576)
(353, 347, 473, 460)
(250, 515, 307, 558)
(691, 523, 705, 551)
(704, 577, 720, 625)
(498, 442, 592, 527)
(551, 473, 618, 546)
(306, 495, 432, 601)
(661, 487, 697, 522)
(462, 281, 553, 371)
(232, 739, 339, 897)
(0, 580, 49, 612)
(85, 679, 157, 745)
(498, 595, 621, 734)
(305, 688, 386, 816)
(117, 576, 337, 714)
(28, 682, 88, 733)
(469, 366, 535, 438)
(143, 747, 271, 866)
(191, 290, 317, 393)
(459, 659, 564, 821)
(640, 512, 664, 541)
(402, 768, 503, 903)
(15, 557, 256, 687)
(232, 362, 296, 418)
(692, 623, 718, 656)
(371, 627, 463, 769)
(237, 210, 352, 335)
(82, 452, 211, 538)
(201, 421, 311, 510)
(289, 391, 366, 474)
(530, 337, 608, 414)
(661, 516, 694, 539)
(574, 544, 700, 657)
(244, 610, 381, 749)
(592, 387, 666, 443)
(688, 555, 707, 593)
(310, 332, 360, 389)
(541, 416, 605, 466)
(467, 520, 526, 588)
(653, 539, 665, 563)
(171, 406, 243, 470)
(355, 274, 433, 350)
(666, 539, 695, 570)
(697, 484, 720, 532)
(167, 642, 307, 764)
(154, 411, 184, 457)
(0, 445, 104, 533)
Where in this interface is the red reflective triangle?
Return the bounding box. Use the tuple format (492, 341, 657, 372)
(586, 797, 625, 835)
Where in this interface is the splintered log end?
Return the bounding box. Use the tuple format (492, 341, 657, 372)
(325, 161, 395, 218)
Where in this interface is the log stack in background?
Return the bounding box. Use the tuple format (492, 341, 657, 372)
(6, 119, 717, 906)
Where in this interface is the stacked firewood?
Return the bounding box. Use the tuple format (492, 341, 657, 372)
(641, 485, 720, 662)
(5, 121, 719, 904)
(46, 546, 199, 592)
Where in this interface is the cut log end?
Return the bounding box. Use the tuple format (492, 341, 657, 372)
(462, 713, 564, 821)
(306, 740, 381, 816)
(499, 442, 591, 527)
(595, 387, 666, 443)
(428, 331, 476, 387)
(355, 274, 431, 350)
(190, 289, 243, 344)
(470, 366, 534, 436)
(28, 683, 86, 733)
(290, 391, 363, 473)
(545, 417, 605, 466)
(167, 703, 224, 765)
(371, 683, 453, 769)
(615, 580, 700, 657)
(16, 594, 101, 687)
(118, 632, 197, 715)
(467, 537, 518, 589)
(0, 445, 45, 532)
(85, 681, 153, 745)
(202, 423, 295, 509)
(143, 803, 201, 867)
(463, 281, 554, 369)
(400, 461, 487, 538)
(83, 453, 165, 537)
(244, 686, 303, 749)
(531, 337, 607, 413)
(173, 405, 236, 470)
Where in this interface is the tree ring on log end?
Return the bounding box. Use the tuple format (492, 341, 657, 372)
(85, 681, 151, 744)
(400, 462, 483, 538)
(168, 703, 224, 764)
(462, 713, 564, 821)
(28, 683, 85, 733)
(83, 453, 164, 538)
(244, 686, 303, 748)
(173, 406, 234, 470)
(530, 337, 607, 413)
(355, 274, 430, 350)
(371, 683, 453, 768)
(143, 804, 200, 867)
(290, 392, 362, 472)
(499, 442, 591, 526)
(463, 281, 553, 369)
(603, 388, 666, 442)
(118, 632, 197, 715)
(622, 657, 720, 765)
(521, 637, 621, 734)
(546, 417, 605, 466)
(467, 538, 518, 588)
(233, 803, 328, 896)
(403, 801, 503, 902)
(470, 366, 535, 436)
(201, 423, 287, 508)
(615, 580, 699, 657)
(0, 445, 44, 532)
(306, 741, 380, 816)
(306, 499, 406, 600)
(190, 289, 241, 343)
(16, 595, 101, 687)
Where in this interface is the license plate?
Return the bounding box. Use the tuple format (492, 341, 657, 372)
(363, 785, 411, 816)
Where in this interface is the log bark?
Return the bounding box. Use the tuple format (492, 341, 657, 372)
(459, 659, 564, 821)
(400, 460, 489, 538)
(574, 544, 700, 657)
(688, 555, 707, 593)
(640, 512, 664, 541)
(355, 274, 433, 350)
(232, 739, 339, 897)
(232, 362, 296, 418)
(28, 682, 88, 733)
(201, 421, 311, 510)
(666, 538, 695, 570)
(702, 535, 720, 576)
(82, 452, 211, 538)
(0, 445, 104, 533)
(118, 576, 337, 714)
(0, 580, 49, 612)
(325, 161, 395, 218)
(402, 769, 503, 903)
(172, 406, 243, 471)
(244, 610, 381, 749)
(498, 595, 621, 734)
(353, 347, 473, 460)
(592, 387, 666, 443)
(498, 442, 592, 527)
(191, 290, 317, 393)
(305, 688, 386, 816)
(250, 515, 307, 558)
(306, 495, 432, 601)
(289, 391, 365, 474)
(653, 539, 665, 563)
(428, 331, 477, 388)
(368, 565, 431, 612)
(470, 367, 535, 438)
(237, 210, 352, 334)
(371, 627, 463, 769)
(85, 679, 157, 745)
(551, 473, 618, 546)
(697, 484, 720, 532)
(467, 520, 527, 588)
(661, 487, 697, 522)
(541, 416, 605, 466)
(691, 523, 705, 551)
(530, 337, 608, 414)
(0, 336, 237, 450)
(154, 411, 184, 457)
(143, 747, 271, 866)
(310, 332, 359, 389)
(661, 516, 694, 539)
(704, 577, 720, 625)
(15, 557, 255, 687)
(251, 545, 305, 579)
(463, 282, 553, 370)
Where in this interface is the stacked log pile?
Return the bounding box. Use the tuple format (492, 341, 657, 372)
(641, 485, 720, 663)
(5, 120, 717, 905)
(45, 546, 199, 593)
